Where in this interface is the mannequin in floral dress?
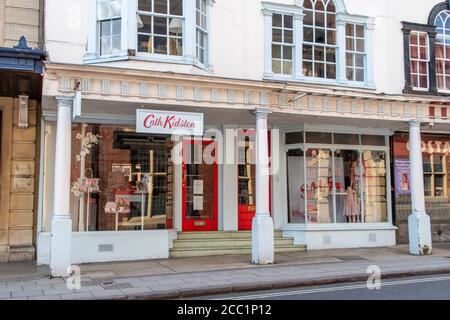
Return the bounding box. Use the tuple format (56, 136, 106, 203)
(344, 159, 360, 223)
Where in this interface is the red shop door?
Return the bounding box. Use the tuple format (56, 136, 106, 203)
(182, 139, 218, 231)
(237, 130, 271, 231)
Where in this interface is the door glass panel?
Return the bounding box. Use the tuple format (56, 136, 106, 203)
(184, 141, 215, 223)
(238, 133, 256, 206)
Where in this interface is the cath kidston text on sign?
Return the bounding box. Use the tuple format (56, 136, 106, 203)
(136, 109, 204, 136)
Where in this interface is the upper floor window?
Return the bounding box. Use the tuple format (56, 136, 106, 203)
(97, 0, 122, 56)
(303, 0, 337, 79)
(263, 0, 374, 88)
(196, 0, 208, 64)
(137, 0, 183, 56)
(272, 14, 294, 75)
(435, 10, 450, 91)
(409, 31, 429, 90)
(87, 0, 212, 67)
(345, 23, 365, 82)
(402, 2, 450, 96)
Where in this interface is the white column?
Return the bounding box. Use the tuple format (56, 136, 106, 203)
(252, 109, 274, 265)
(172, 135, 183, 231)
(50, 97, 73, 277)
(408, 120, 432, 256)
(222, 125, 238, 231)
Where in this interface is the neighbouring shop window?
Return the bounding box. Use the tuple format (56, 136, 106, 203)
(409, 31, 429, 90)
(272, 13, 294, 75)
(137, 0, 183, 56)
(196, 0, 208, 64)
(345, 23, 365, 82)
(285, 131, 389, 224)
(42, 122, 174, 232)
(97, 0, 122, 56)
(393, 133, 450, 234)
(303, 0, 337, 79)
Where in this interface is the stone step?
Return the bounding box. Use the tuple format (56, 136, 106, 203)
(177, 230, 283, 240)
(173, 238, 294, 249)
(170, 245, 307, 258)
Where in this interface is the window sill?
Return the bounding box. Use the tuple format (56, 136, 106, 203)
(83, 53, 213, 73)
(403, 87, 449, 96)
(264, 73, 376, 90)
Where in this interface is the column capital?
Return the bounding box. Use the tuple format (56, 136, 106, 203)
(409, 119, 421, 128)
(252, 108, 272, 119)
(55, 96, 74, 109)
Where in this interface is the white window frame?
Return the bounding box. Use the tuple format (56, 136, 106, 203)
(85, 0, 213, 69)
(302, 0, 338, 80)
(409, 31, 430, 91)
(435, 10, 450, 94)
(136, 0, 185, 58)
(262, 1, 375, 89)
(345, 23, 366, 84)
(280, 127, 393, 228)
(97, 0, 123, 57)
(271, 13, 295, 76)
(195, 0, 209, 65)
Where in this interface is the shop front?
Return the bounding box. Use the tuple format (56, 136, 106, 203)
(36, 96, 270, 267)
(39, 63, 446, 273)
(278, 126, 397, 250)
(392, 132, 450, 243)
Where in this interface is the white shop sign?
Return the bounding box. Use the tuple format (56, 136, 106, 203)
(136, 109, 204, 136)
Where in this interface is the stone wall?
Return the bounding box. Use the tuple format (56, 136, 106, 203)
(0, 97, 39, 262)
(0, 0, 41, 48)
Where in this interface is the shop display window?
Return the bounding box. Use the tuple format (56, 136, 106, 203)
(362, 150, 388, 223)
(286, 131, 390, 225)
(42, 122, 174, 232)
(334, 149, 362, 223)
(304, 149, 334, 223)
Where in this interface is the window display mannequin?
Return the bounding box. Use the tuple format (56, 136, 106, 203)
(344, 156, 361, 223)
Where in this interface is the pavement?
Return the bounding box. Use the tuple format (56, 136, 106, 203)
(1, 243, 450, 300)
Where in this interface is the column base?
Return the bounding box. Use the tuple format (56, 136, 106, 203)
(408, 212, 432, 256)
(50, 217, 72, 277)
(252, 214, 274, 265)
